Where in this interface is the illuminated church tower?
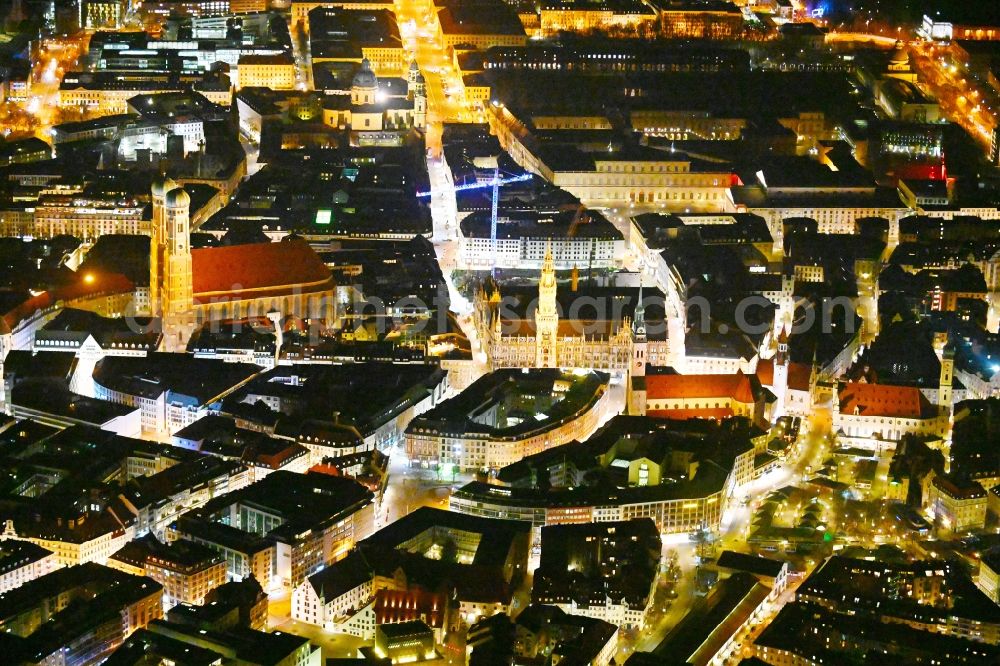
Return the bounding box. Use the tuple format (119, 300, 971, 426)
(406, 61, 427, 129)
(535, 244, 559, 368)
(149, 176, 174, 317)
(412, 70, 427, 129)
(772, 326, 789, 418)
(938, 340, 955, 471)
(151, 177, 195, 351)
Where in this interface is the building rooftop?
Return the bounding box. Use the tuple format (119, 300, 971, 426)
(227, 361, 446, 439)
(460, 208, 622, 241)
(109, 620, 312, 666)
(520, 605, 617, 664)
(180, 471, 373, 543)
(191, 240, 334, 300)
(110, 534, 163, 570)
(11, 383, 139, 425)
(487, 69, 857, 119)
(361, 506, 530, 568)
(838, 381, 938, 419)
(534, 518, 660, 611)
(93, 353, 261, 405)
(437, 3, 525, 37)
(306, 549, 373, 601)
(239, 53, 295, 66)
(755, 599, 1000, 664)
(649, 0, 740, 13)
(0, 541, 53, 576)
(715, 550, 785, 579)
(799, 555, 1000, 625)
(377, 619, 433, 640)
(36, 308, 161, 351)
(105, 628, 222, 666)
(651, 571, 769, 664)
(644, 370, 764, 405)
(932, 473, 987, 500)
(308, 8, 400, 60)
(146, 539, 225, 573)
(406, 368, 608, 439)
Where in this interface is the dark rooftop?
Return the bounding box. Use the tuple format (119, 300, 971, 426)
(93, 353, 261, 404)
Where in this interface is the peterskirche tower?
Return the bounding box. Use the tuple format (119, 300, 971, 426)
(535, 244, 559, 368)
(773, 326, 790, 418)
(151, 176, 196, 351)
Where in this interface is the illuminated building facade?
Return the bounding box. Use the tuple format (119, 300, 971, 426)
(658, 0, 744, 40)
(290, 0, 394, 28)
(59, 74, 232, 114)
(404, 369, 611, 472)
(386, 469, 725, 548)
(144, 541, 228, 608)
(141, 0, 241, 20)
(921, 13, 1000, 42)
(457, 209, 625, 271)
(0, 542, 58, 594)
(472, 249, 677, 373)
(538, 0, 656, 35)
(926, 473, 988, 533)
(172, 472, 376, 592)
(491, 116, 735, 207)
(481, 43, 749, 75)
(532, 519, 659, 629)
(84, 0, 126, 28)
(31, 195, 147, 241)
(0, 564, 164, 664)
(238, 54, 297, 90)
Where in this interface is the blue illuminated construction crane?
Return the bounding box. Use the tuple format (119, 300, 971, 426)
(417, 168, 532, 276)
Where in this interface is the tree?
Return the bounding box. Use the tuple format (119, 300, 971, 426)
(439, 536, 459, 564)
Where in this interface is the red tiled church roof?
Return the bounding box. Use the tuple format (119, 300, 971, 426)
(756, 359, 812, 392)
(648, 407, 735, 421)
(191, 241, 332, 298)
(756, 359, 774, 386)
(501, 319, 623, 339)
(645, 371, 762, 404)
(788, 363, 812, 392)
(838, 382, 936, 419)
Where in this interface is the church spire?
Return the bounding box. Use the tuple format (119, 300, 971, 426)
(776, 325, 789, 365)
(541, 241, 555, 279)
(633, 284, 646, 340)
